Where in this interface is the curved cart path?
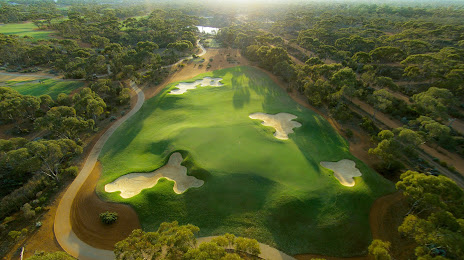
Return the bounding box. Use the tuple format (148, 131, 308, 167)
(54, 81, 144, 260)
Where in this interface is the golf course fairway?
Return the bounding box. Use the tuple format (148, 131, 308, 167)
(97, 66, 394, 256)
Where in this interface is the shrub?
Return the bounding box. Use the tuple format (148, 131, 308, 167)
(359, 116, 380, 135)
(8, 230, 21, 241)
(345, 129, 354, 138)
(63, 166, 79, 177)
(21, 203, 36, 219)
(4, 216, 14, 223)
(35, 207, 42, 213)
(99, 211, 118, 224)
(0, 175, 47, 220)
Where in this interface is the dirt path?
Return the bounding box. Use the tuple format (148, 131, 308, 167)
(54, 81, 144, 260)
(348, 98, 464, 188)
(369, 85, 464, 135)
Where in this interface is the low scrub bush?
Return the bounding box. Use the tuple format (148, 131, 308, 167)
(21, 203, 36, 219)
(99, 211, 118, 224)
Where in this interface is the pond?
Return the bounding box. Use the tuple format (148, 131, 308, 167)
(196, 26, 219, 35)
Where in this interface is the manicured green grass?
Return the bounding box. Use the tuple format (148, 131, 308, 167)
(97, 66, 395, 256)
(0, 22, 54, 40)
(5, 79, 84, 99)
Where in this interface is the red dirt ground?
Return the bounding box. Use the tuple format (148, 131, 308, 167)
(71, 162, 141, 250)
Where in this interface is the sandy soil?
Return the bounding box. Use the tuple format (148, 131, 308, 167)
(320, 160, 363, 186)
(249, 112, 302, 140)
(71, 162, 141, 250)
(105, 152, 204, 198)
(169, 77, 223, 95)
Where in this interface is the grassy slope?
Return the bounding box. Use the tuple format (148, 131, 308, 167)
(5, 79, 84, 99)
(97, 66, 395, 256)
(0, 22, 53, 40)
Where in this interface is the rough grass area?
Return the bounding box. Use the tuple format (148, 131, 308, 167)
(97, 66, 395, 256)
(203, 38, 221, 48)
(4, 79, 84, 99)
(0, 22, 54, 40)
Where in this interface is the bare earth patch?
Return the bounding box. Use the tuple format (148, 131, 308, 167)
(320, 159, 363, 187)
(249, 112, 302, 140)
(169, 77, 223, 94)
(104, 152, 204, 198)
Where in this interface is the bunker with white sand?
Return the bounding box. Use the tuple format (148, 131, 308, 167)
(249, 112, 302, 140)
(104, 152, 204, 198)
(169, 77, 223, 94)
(320, 159, 363, 187)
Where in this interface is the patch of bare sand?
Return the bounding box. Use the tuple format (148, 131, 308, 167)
(169, 77, 223, 94)
(249, 112, 302, 140)
(320, 159, 363, 187)
(105, 152, 204, 198)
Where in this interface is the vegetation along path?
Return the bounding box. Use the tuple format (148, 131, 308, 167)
(54, 81, 144, 260)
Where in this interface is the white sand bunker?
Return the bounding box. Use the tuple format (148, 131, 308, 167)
(104, 152, 204, 198)
(249, 112, 302, 140)
(169, 77, 223, 94)
(320, 159, 363, 187)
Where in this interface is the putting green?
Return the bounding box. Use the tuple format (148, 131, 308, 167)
(97, 66, 394, 256)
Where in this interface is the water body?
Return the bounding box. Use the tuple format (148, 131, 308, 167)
(197, 26, 219, 35)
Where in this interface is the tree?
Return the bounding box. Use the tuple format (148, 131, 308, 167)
(114, 221, 199, 260)
(369, 137, 398, 169)
(72, 88, 106, 120)
(90, 35, 110, 49)
(412, 87, 456, 120)
(401, 54, 440, 82)
(368, 240, 391, 260)
(35, 106, 95, 140)
(414, 117, 451, 147)
(26, 139, 82, 180)
(115, 223, 260, 260)
(395, 128, 423, 157)
(396, 171, 464, 259)
(370, 89, 394, 120)
(396, 171, 464, 216)
(370, 46, 406, 63)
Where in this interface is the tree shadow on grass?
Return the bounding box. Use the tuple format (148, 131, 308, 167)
(137, 172, 278, 236)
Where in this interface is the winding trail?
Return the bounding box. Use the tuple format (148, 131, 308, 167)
(54, 81, 144, 260)
(162, 39, 207, 69)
